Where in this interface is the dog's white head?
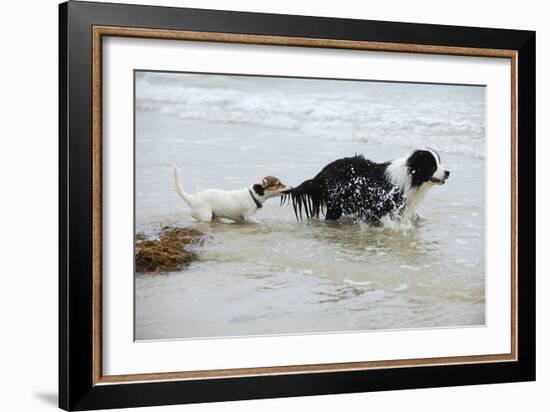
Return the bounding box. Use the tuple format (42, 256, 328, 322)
(252, 176, 288, 199)
(386, 149, 450, 217)
(388, 149, 450, 190)
(387, 149, 451, 216)
(407, 149, 450, 187)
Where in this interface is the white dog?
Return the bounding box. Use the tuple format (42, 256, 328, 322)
(173, 165, 288, 223)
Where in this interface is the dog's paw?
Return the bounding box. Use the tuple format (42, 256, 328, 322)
(244, 216, 262, 224)
(412, 212, 426, 225)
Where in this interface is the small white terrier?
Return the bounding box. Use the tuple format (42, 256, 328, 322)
(173, 165, 288, 223)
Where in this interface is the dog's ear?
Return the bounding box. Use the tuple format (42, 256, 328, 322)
(260, 177, 269, 188)
(253, 184, 265, 196)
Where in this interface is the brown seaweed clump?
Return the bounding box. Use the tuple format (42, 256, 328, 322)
(135, 227, 205, 273)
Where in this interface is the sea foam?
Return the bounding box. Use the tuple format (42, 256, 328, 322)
(136, 72, 486, 159)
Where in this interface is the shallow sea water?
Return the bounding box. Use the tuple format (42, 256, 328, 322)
(135, 74, 485, 340)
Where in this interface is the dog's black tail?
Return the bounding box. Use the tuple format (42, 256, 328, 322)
(281, 179, 325, 220)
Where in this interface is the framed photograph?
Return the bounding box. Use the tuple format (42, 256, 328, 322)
(59, 1, 535, 410)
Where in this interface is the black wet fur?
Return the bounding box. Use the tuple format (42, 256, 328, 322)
(282, 151, 442, 223)
(282, 154, 423, 224)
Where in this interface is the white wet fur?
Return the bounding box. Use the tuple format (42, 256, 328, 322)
(427, 148, 448, 182)
(386, 149, 447, 221)
(173, 165, 284, 223)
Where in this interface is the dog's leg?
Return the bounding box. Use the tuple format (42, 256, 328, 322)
(411, 211, 425, 225)
(243, 215, 262, 224)
(191, 205, 213, 222)
(325, 206, 342, 221)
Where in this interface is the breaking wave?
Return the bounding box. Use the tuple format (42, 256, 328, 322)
(136, 72, 486, 158)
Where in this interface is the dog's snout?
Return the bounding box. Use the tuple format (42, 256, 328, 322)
(444, 170, 450, 178)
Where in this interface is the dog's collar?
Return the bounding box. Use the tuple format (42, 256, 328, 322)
(248, 189, 263, 209)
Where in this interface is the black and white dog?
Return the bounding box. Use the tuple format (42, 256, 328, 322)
(282, 149, 449, 224)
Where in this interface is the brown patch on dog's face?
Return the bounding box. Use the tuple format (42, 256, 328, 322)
(259, 176, 287, 196)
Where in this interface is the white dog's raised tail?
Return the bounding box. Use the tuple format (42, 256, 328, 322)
(173, 164, 193, 205)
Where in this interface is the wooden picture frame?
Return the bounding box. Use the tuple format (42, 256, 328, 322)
(59, 1, 535, 410)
